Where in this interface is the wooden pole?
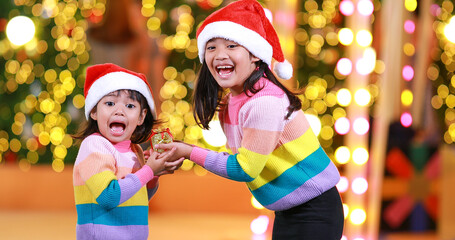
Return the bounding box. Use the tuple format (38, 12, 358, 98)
(367, 0, 405, 239)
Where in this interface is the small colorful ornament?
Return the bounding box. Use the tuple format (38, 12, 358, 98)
(150, 128, 173, 152)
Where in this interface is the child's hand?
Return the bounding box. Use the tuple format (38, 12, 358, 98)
(145, 151, 165, 175)
(154, 149, 185, 176)
(145, 147, 178, 175)
(153, 141, 193, 160)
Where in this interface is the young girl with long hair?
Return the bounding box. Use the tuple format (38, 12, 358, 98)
(155, 1, 344, 239)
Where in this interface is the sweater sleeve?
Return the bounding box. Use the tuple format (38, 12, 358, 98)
(76, 136, 154, 209)
(190, 95, 287, 182)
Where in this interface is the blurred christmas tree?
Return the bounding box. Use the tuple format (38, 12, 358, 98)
(0, 0, 100, 171)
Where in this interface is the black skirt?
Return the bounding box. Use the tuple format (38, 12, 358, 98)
(272, 187, 345, 240)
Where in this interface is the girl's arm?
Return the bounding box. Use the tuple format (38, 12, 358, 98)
(155, 95, 288, 183)
(75, 136, 169, 209)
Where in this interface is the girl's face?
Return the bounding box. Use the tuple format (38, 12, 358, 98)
(205, 38, 259, 96)
(90, 90, 147, 143)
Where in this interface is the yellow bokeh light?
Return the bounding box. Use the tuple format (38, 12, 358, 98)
(335, 146, 350, 164)
(356, 30, 373, 47)
(71, 94, 85, 109)
(180, 160, 194, 171)
(350, 208, 367, 225)
(354, 88, 371, 106)
(343, 204, 349, 219)
(54, 145, 67, 159)
(251, 196, 264, 210)
(403, 42, 415, 56)
(52, 159, 65, 172)
(50, 127, 65, 145)
(405, 0, 417, 12)
(352, 147, 369, 165)
(6, 16, 36, 46)
(337, 88, 352, 106)
(338, 28, 354, 46)
(10, 138, 22, 152)
(401, 89, 414, 106)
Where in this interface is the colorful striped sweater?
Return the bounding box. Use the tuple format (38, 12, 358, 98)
(73, 134, 158, 240)
(190, 78, 340, 211)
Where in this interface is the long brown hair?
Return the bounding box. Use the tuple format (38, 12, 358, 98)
(193, 61, 302, 130)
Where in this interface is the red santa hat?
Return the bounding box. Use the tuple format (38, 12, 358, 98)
(83, 63, 156, 119)
(196, 0, 293, 80)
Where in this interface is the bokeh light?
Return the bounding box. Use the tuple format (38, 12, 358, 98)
(337, 88, 352, 106)
(401, 112, 413, 127)
(338, 28, 354, 46)
(350, 208, 367, 225)
(404, 20, 416, 34)
(337, 58, 353, 76)
(356, 30, 373, 47)
(305, 114, 322, 136)
(202, 120, 227, 147)
(356, 47, 376, 75)
(354, 89, 371, 106)
(401, 89, 413, 106)
(353, 117, 370, 135)
(402, 65, 414, 81)
(405, 0, 418, 12)
(444, 16, 455, 44)
(340, 0, 355, 16)
(357, 0, 374, 16)
(335, 146, 351, 164)
(335, 117, 350, 135)
(337, 176, 349, 193)
(250, 215, 269, 235)
(352, 177, 368, 194)
(352, 147, 369, 165)
(6, 16, 35, 46)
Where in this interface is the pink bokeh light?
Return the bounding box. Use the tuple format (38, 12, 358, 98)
(339, 0, 355, 16)
(404, 20, 416, 34)
(402, 65, 414, 81)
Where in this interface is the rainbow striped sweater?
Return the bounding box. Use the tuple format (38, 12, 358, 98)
(73, 134, 158, 240)
(190, 78, 340, 211)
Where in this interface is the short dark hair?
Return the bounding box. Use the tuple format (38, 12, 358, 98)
(73, 89, 159, 144)
(193, 60, 302, 129)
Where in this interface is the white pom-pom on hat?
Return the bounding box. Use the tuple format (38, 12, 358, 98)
(273, 60, 293, 80)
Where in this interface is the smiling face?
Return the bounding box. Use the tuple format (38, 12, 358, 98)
(204, 38, 259, 96)
(90, 90, 147, 143)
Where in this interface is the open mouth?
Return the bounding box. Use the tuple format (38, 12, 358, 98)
(110, 122, 125, 136)
(216, 65, 234, 77)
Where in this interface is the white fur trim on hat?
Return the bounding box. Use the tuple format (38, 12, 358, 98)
(197, 21, 273, 66)
(84, 71, 156, 119)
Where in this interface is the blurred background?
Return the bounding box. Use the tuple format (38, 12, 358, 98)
(0, 0, 455, 239)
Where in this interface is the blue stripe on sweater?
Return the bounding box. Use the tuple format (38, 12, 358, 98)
(226, 154, 254, 182)
(250, 146, 331, 206)
(76, 204, 148, 225)
(96, 180, 121, 209)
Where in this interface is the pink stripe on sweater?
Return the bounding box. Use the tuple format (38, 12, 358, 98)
(190, 147, 209, 167)
(134, 166, 155, 186)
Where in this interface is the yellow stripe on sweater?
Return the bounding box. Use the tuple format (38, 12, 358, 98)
(85, 170, 117, 198)
(74, 185, 150, 206)
(247, 128, 320, 191)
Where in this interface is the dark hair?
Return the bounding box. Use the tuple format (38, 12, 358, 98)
(73, 89, 159, 144)
(193, 61, 302, 129)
